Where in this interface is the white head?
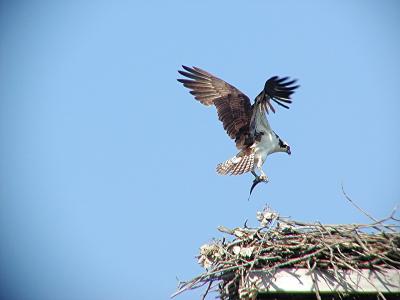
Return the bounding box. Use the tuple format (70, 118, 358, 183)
(278, 138, 291, 155)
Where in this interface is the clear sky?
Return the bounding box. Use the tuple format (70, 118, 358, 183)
(0, 1, 399, 299)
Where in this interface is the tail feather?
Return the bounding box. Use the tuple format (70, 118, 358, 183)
(216, 152, 255, 176)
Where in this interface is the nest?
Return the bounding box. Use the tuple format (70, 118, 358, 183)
(173, 204, 400, 300)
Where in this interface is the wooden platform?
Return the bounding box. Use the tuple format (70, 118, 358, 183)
(245, 268, 400, 297)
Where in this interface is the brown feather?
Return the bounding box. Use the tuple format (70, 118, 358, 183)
(177, 66, 253, 149)
(216, 150, 255, 176)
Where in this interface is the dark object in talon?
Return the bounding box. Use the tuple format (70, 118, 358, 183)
(248, 176, 268, 200)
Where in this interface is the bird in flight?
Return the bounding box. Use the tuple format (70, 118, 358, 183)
(177, 66, 299, 190)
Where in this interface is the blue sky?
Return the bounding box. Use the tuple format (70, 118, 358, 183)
(0, 1, 399, 299)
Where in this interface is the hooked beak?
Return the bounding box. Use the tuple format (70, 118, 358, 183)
(287, 148, 291, 155)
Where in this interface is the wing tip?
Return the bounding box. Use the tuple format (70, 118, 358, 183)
(263, 75, 299, 111)
(181, 65, 191, 72)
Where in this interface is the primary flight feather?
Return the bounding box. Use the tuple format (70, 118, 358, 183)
(177, 66, 299, 184)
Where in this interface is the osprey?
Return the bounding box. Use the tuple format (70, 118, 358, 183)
(177, 66, 299, 184)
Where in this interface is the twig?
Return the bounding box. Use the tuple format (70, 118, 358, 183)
(201, 281, 212, 300)
(341, 183, 378, 223)
(341, 183, 396, 233)
(307, 260, 321, 300)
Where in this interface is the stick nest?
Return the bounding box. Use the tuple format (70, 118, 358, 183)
(173, 207, 400, 300)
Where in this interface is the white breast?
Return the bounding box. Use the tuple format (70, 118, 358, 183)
(253, 109, 281, 164)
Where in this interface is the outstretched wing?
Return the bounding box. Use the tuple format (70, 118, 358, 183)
(177, 66, 253, 149)
(262, 76, 299, 114)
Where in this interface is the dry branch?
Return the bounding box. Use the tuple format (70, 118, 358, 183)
(172, 206, 400, 300)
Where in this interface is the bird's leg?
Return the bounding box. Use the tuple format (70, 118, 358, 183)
(259, 169, 269, 182)
(251, 169, 268, 183)
(255, 158, 269, 182)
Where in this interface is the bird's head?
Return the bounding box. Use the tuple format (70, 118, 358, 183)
(278, 139, 291, 155)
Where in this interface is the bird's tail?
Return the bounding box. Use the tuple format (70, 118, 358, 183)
(216, 151, 255, 176)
